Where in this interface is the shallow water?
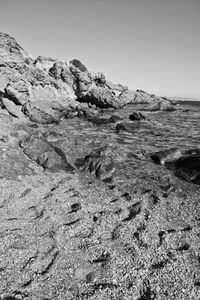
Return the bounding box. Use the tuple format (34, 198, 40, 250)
(46, 103, 200, 183)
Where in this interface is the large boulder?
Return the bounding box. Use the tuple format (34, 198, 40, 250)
(151, 148, 200, 184)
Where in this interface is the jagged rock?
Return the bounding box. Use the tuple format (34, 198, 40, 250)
(2, 97, 25, 119)
(129, 111, 145, 121)
(0, 32, 29, 62)
(20, 134, 75, 172)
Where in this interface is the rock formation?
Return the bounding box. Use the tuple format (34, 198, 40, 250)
(0, 33, 175, 124)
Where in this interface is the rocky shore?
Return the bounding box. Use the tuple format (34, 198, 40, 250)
(0, 33, 199, 300)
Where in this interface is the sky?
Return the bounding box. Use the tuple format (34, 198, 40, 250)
(0, 0, 200, 98)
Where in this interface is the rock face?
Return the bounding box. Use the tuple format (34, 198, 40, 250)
(0, 32, 175, 124)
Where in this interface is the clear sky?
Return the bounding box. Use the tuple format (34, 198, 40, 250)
(0, 0, 199, 98)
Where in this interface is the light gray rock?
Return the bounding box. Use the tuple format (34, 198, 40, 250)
(2, 97, 25, 118)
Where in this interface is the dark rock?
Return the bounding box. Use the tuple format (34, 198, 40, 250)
(129, 111, 145, 121)
(151, 148, 200, 184)
(69, 59, 88, 72)
(109, 115, 122, 123)
(150, 148, 182, 165)
(116, 121, 141, 133)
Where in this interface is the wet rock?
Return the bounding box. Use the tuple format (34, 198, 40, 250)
(151, 148, 200, 184)
(129, 111, 145, 121)
(20, 134, 75, 172)
(75, 146, 115, 181)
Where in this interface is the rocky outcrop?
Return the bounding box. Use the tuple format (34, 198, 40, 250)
(0, 32, 176, 124)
